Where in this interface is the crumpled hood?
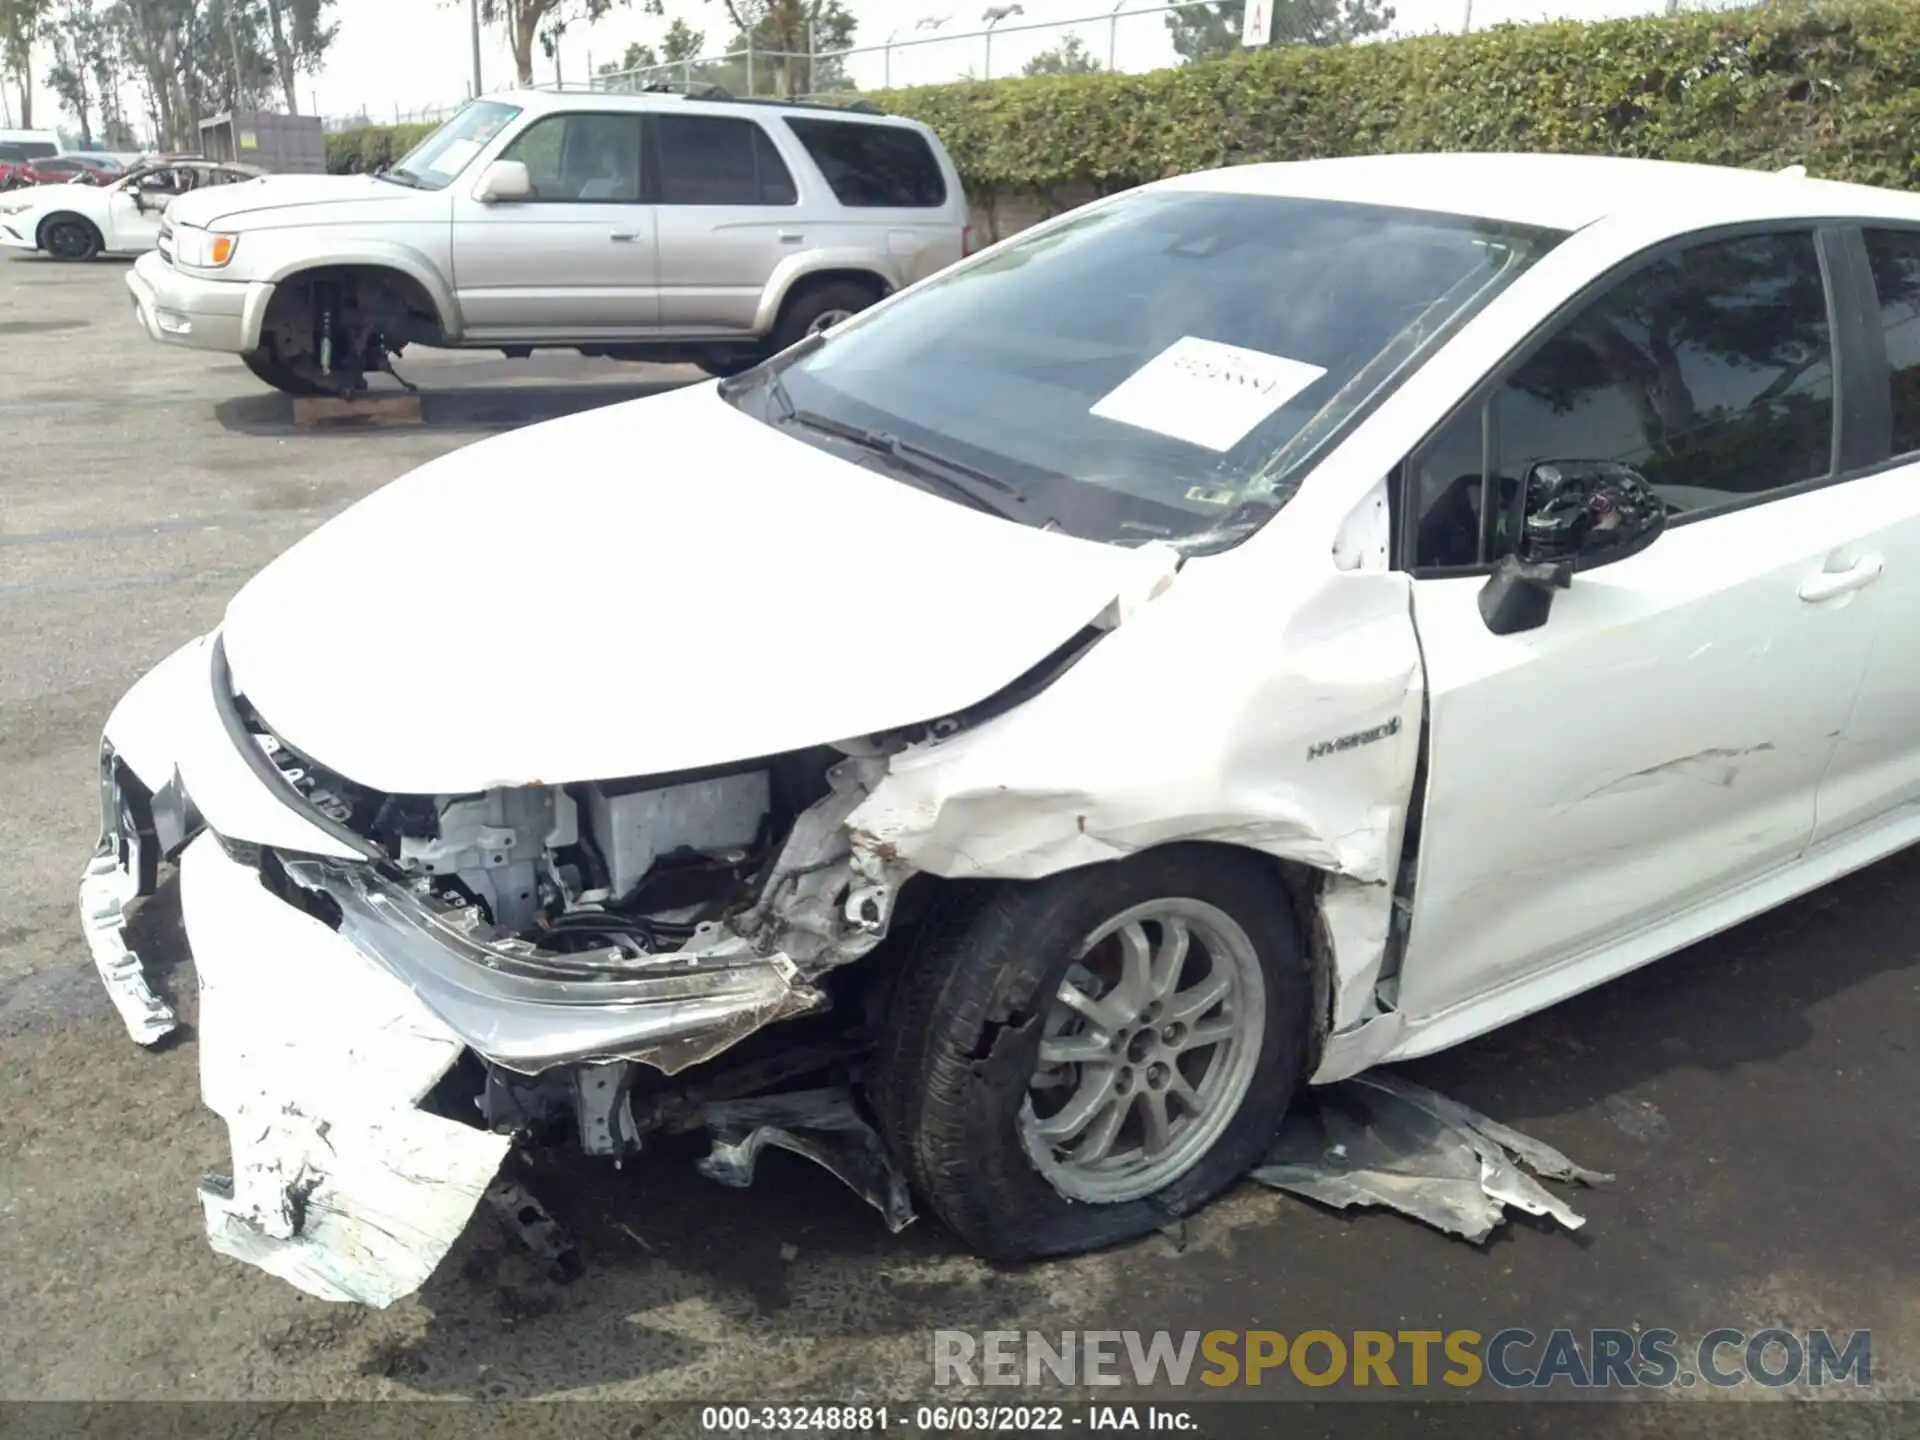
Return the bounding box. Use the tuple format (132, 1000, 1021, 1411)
(170, 174, 404, 228)
(222, 384, 1168, 796)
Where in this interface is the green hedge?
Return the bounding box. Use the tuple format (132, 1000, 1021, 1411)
(325, 1, 1920, 194)
(324, 121, 437, 174)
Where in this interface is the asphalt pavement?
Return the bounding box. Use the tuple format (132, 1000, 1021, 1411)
(0, 249, 1912, 1433)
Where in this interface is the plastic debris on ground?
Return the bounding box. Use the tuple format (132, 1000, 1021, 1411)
(1251, 1072, 1612, 1243)
(696, 1086, 915, 1233)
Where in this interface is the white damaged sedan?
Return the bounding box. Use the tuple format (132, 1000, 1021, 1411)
(0, 159, 263, 260)
(85, 152, 1920, 1305)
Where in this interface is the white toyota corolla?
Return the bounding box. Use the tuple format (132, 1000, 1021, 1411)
(83, 151, 1920, 1306)
(0, 159, 262, 260)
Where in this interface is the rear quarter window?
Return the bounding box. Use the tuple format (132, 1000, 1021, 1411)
(782, 117, 947, 208)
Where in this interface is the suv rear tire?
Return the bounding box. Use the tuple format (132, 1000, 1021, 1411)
(771, 278, 881, 350)
(696, 278, 883, 379)
(869, 846, 1309, 1261)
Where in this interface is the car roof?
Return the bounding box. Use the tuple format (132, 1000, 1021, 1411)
(1159, 151, 1920, 235)
(486, 87, 932, 133)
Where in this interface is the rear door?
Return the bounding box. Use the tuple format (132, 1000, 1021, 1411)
(781, 115, 966, 284)
(646, 111, 805, 333)
(1396, 227, 1877, 1026)
(449, 109, 658, 337)
(1806, 225, 1920, 846)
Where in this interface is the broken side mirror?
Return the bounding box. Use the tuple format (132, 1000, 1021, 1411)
(1477, 460, 1666, 636)
(474, 159, 531, 205)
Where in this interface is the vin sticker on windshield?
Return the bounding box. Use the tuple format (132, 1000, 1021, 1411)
(1090, 337, 1327, 452)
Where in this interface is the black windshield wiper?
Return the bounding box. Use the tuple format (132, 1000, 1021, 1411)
(714, 328, 828, 416)
(375, 167, 427, 189)
(784, 409, 1033, 522)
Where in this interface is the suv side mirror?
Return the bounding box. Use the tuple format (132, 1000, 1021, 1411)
(1477, 460, 1666, 636)
(474, 159, 530, 204)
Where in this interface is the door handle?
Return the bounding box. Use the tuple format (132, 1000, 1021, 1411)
(1798, 553, 1885, 603)
(777, 230, 804, 244)
(608, 231, 641, 243)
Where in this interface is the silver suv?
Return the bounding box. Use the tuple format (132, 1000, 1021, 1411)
(125, 87, 972, 394)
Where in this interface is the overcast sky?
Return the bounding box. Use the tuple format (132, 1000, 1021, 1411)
(13, 0, 1739, 141)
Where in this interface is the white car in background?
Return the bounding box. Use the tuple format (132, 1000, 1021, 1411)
(0, 159, 262, 260)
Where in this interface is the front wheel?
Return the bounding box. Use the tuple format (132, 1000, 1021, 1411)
(870, 845, 1309, 1261)
(39, 216, 102, 261)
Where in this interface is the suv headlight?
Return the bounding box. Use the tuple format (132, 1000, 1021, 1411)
(174, 227, 239, 268)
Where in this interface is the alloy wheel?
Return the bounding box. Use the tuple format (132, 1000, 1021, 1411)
(1018, 898, 1266, 1204)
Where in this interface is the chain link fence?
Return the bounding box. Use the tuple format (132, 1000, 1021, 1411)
(587, 2, 1341, 102)
(321, 102, 464, 134)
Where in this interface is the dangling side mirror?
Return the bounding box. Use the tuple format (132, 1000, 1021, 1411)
(1478, 460, 1667, 636)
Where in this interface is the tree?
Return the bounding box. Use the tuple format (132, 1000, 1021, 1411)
(192, 0, 278, 114)
(109, 0, 208, 148)
(700, 0, 856, 97)
(1165, 0, 1394, 65)
(259, 0, 334, 114)
(1022, 32, 1100, 76)
(598, 14, 703, 84)
(47, 0, 100, 141)
(481, 0, 635, 88)
(1, 0, 50, 127)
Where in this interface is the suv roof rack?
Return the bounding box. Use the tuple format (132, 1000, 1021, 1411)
(539, 77, 884, 117)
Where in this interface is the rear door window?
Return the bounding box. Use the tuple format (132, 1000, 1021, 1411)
(650, 115, 797, 206)
(1862, 228, 1920, 459)
(782, 117, 947, 207)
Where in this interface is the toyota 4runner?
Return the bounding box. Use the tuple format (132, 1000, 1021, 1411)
(124, 86, 972, 393)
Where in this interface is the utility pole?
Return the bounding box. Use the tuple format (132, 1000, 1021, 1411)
(470, 0, 485, 99)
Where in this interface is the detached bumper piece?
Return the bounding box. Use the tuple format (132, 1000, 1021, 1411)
(184, 833, 511, 1308)
(80, 749, 194, 1046)
(79, 848, 176, 1046)
(1251, 1073, 1612, 1243)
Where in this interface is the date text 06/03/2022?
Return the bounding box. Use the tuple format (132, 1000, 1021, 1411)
(697, 1404, 1199, 1432)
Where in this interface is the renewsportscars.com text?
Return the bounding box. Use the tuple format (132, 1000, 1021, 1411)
(932, 1328, 1873, 1391)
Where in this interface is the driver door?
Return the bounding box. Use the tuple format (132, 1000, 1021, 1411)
(449, 110, 658, 337)
(1394, 227, 1878, 1026)
(105, 173, 170, 252)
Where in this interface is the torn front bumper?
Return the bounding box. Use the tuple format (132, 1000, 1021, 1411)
(125, 249, 270, 353)
(184, 832, 511, 1307)
(81, 633, 870, 1305)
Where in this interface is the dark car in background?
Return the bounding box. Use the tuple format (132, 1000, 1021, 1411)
(17, 156, 118, 185)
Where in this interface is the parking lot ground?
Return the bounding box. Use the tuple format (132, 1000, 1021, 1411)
(1, 251, 1915, 1430)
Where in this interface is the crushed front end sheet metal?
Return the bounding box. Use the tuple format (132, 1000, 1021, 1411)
(1251, 1073, 1612, 1243)
(696, 1087, 915, 1234)
(183, 833, 511, 1308)
(273, 755, 906, 1077)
